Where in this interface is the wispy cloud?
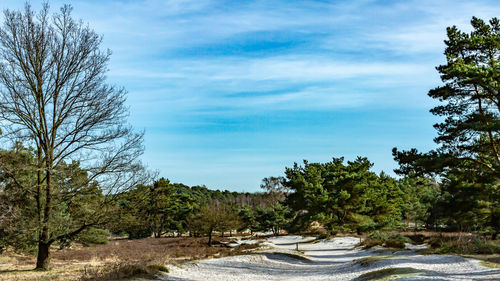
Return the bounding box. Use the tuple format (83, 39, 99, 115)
(1, 0, 498, 190)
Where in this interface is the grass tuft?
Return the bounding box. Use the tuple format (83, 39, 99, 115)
(354, 267, 424, 280)
(270, 252, 311, 262)
(480, 260, 500, 268)
(355, 255, 390, 266)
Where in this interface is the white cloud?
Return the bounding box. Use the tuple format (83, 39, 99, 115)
(0, 0, 496, 188)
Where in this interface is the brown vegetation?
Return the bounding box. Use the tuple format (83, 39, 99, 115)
(0, 236, 254, 281)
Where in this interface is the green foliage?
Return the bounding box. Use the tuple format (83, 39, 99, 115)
(127, 228, 152, 240)
(429, 236, 500, 255)
(238, 206, 257, 233)
(112, 178, 276, 239)
(0, 146, 108, 253)
(187, 200, 240, 245)
(398, 177, 441, 229)
(111, 178, 198, 238)
(354, 268, 424, 281)
(393, 17, 500, 237)
(74, 228, 109, 246)
(284, 157, 404, 233)
(254, 203, 291, 235)
(0, 145, 39, 253)
(359, 231, 411, 249)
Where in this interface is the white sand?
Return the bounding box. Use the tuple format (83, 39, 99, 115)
(162, 236, 500, 280)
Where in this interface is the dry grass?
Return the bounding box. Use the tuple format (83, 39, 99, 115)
(78, 262, 169, 281)
(52, 237, 234, 262)
(426, 236, 500, 255)
(0, 236, 243, 281)
(479, 258, 500, 268)
(400, 231, 482, 244)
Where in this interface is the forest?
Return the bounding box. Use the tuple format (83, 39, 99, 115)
(0, 2, 498, 280)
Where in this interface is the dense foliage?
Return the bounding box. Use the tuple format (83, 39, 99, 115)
(284, 157, 404, 234)
(393, 17, 500, 238)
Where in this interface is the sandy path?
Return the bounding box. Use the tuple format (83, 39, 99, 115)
(163, 235, 500, 280)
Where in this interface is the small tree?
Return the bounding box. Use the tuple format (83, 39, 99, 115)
(255, 204, 289, 236)
(188, 200, 238, 245)
(0, 4, 146, 269)
(238, 206, 257, 235)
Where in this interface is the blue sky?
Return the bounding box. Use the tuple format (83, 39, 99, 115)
(2, 0, 500, 192)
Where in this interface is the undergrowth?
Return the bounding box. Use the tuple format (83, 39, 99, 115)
(354, 267, 424, 280)
(78, 262, 169, 281)
(359, 231, 411, 249)
(428, 236, 500, 255)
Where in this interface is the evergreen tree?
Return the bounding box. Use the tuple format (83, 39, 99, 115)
(393, 17, 500, 238)
(284, 157, 404, 234)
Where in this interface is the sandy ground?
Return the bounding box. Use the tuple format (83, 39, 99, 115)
(162, 235, 500, 280)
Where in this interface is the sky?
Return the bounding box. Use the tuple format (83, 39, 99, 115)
(1, 0, 500, 192)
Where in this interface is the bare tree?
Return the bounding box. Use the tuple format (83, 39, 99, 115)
(260, 176, 288, 204)
(0, 4, 147, 269)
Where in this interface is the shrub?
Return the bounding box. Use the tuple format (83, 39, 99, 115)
(127, 227, 152, 239)
(430, 236, 500, 255)
(354, 268, 424, 281)
(359, 231, 411, 249)
(317, 233, 330, 240)
(359, 238, 384, 249)
(384, 238, 406, 249)
(76, 228, 110, 246)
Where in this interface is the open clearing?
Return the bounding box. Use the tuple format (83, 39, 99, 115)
(163, 235, 500, 281)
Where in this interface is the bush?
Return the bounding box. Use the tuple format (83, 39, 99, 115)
(430, 236, 500, 255)
(359, 231, 411, 249)
(76, 228, 110, 246)
(359, 238, 383, 249)
(317, 233, 330, 240)
(127, 227, 152, 239)
(384, 238, 406, 249)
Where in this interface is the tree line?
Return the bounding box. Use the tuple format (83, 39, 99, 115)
(0, 3, 498, 271)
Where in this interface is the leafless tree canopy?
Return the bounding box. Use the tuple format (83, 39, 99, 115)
(0, 3, 147, 269)
(0, 3, 145, 193)
(260, 176, 288, 203)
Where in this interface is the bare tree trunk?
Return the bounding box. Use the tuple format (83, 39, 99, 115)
(0, 3, 147, 271)
(36, 241, 50, 270)
(36, 150, 42, 241)
(36, 162, 52, 270)
(208, 229, 213, 246)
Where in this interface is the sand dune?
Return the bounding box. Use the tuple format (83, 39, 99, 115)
(163, 236, 500, 280)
